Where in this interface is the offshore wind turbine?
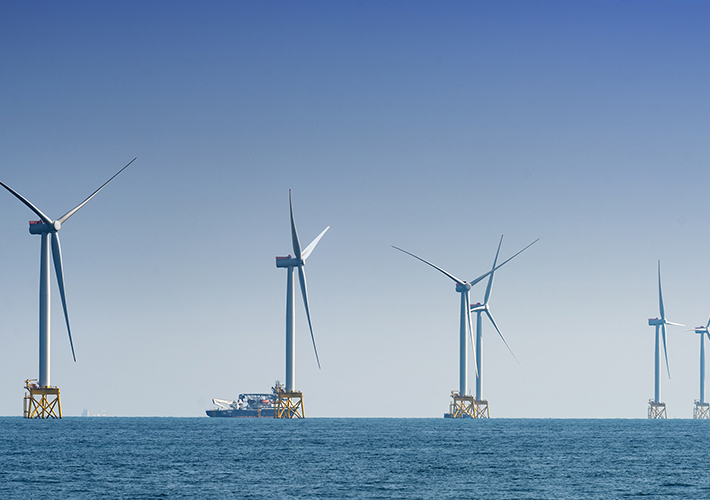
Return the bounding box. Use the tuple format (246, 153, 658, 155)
(393, 237, 537, 418)
(0, 159, 135, 418)
(647, 260, 683, 419)
(274, 190, 329, 418)
(691, 318, 710, 419)
(469, 235, 525, 417)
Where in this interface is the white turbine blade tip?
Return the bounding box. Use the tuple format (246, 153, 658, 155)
(57, 158, 136, 224)
(0, 181, 53, 224)
(301, 226, 330, 260)
(392, 246, 465, 285)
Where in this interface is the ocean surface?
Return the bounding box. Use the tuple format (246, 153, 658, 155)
(2, 417, 710, 499)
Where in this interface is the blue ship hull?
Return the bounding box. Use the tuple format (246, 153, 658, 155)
(205, 408, 275, 418)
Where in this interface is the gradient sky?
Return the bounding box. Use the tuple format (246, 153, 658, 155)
(2, 1, 710, 417)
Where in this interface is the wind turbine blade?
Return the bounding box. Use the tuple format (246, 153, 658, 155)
(57, 158, 136, 225)
(0, 181, 53, 225)
(289, 190, 303, 260)
(658, 261, 665, 320)
(391, 246, 465, 285)
(298, 266, 321, 369)
(492, 238, 538, 272)
(301, 226, 330, 261)
(51, 233, 76, 362)
(705, 317, 710, 329)
(468, 238, 539, 287)
(485, 309, 521, 367)
(706, 331, 710, 343)
(484, 235, 503, 305)
(465, 292, 478, 378)
(662, 323, 670, 379)
(665, 321, 685, 327)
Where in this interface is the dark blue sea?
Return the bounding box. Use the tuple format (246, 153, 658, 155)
(1, 417, 709, 499)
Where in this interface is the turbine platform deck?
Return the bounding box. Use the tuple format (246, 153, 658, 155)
(23, 379, 61, 419)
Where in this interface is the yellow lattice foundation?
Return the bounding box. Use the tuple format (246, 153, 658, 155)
(648, 400, 666, 419)
(473, 399, 490, 418)
(23, 379, 62, 419)
(694, 401, 710, 419)
(276, 390, 304, 418)
(447, 392, 475, 418)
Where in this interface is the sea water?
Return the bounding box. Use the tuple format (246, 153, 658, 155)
(1, 417, 709, 499)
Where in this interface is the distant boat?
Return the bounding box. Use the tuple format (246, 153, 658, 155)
(81, 408, 108, 417)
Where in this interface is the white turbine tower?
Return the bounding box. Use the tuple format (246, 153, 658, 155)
(469, 235, 525, 417)
(692, 318, 710, 419)
(0, 159, 135, 418)
(274, 190, 329, 418)
(393, 238, 537, 418)
(647, 260, 683, 419)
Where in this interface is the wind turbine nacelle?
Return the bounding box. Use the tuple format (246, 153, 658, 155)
(455, 283, 471, 292)
(275, 256, 302, 268)
(29, 220, 53, 234)
(648, 318, 664, 326)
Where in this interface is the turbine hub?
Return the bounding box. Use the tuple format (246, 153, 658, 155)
(53, 221, 61, 231)
(455, 282, 471, 292)
(470, 303, 486, 313)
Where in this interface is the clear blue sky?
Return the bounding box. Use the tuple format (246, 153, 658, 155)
(1, 1, 710, 417)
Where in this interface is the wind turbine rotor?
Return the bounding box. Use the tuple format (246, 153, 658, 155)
(281, 191, 328, 374)
(393, 238, 538, 291)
